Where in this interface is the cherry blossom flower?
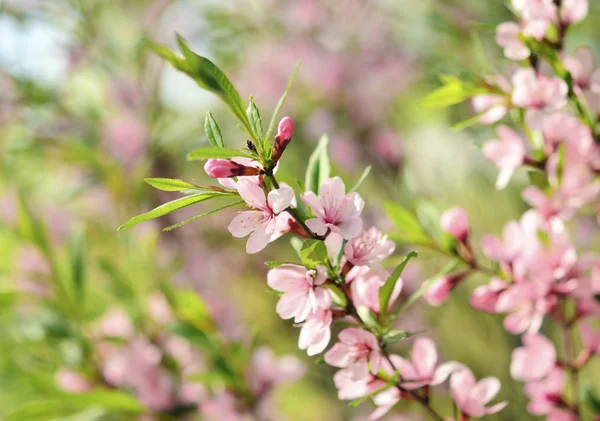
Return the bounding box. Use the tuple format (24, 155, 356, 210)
(481, 221, 524, 266)
(580, 321, 600, 355)
(248, 347, 306, 394)
(346, 265, 402, 312)
(495, 282, 555, 334)
(524, 368, 567, 416)
(510, 333, 557, 381)
(325, 328, 382, 380)
(512, 0, 557, 40)
(424, 275, 456, 306)
(450, 368, 508, 418)
(344, 226, 395, 267)
(496, 22, 529, 60)
(272, 116, 295, 161)
(511, 69, 568, 128)
(482, 125, 526, 189)
(217, 157, 263, 190)
(560, 0, 588, 25)
(267, 264, 331, 322)
(96, 308, 134, 339)
(392, 338, 463, 390)
(333, 368, 387, 401)
(204, 158, 261, 178)
(440, 207, 470, 242)
(298, 308, 332, 356)
(301, 177, 364, 239)
(470, 278, 508, 313)
(563, 47, 596, 91)
(228, 180, 294, 253)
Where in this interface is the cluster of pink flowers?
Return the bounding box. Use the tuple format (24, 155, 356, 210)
(420, 0, 600, 419)
(199, 117, 508, 420)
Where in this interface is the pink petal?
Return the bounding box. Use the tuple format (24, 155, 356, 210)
(412, 338, 438, 378)
(470, 377, 501, 406)
(267, 264, 308, 292)
(300, 191, 324, 218)
(335, 216, 363, 240)
(245, 223, 271, 254)
(431, 362, 465, 386)
(228, 211, 261, 238)
(486, 401, 509, 415)
(324, 343, 352, 368)
(237, 179, 268, 210)
(305, 218, 328, 236)
(267, 185, 294, 214)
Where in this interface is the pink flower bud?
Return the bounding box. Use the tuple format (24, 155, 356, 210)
(440, 207, 470, 242)
(55, 368, 93, 393)
(204, 159, 260, 178)
(424, 276, 454, 306)
(277, 116, 294, 142)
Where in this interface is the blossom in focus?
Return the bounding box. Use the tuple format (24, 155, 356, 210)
(392, 338, 463, 390)
(440, 207, 470, 242)
(482, 125, 526, 189)
(267, 264, 331, 322)
(272, 116, 295, 161)
(217, 157, 263, 189)
(298, 308, 332, 356)
(344, 226, 395, 267)
(324, 328, 382, 380)
(346, 265, 402, 312)
(495, 22, 529, 60)
(228, 180, 294, 253)
(450, 368, 508, 418)
(510, 333, 557, 382)
(301, 177, 364, 239)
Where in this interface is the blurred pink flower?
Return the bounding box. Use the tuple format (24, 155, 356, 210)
(103, 114, 148, 167)
(483, 125, 526, 189)
(346, 265, 401, 313)
(301, 177, 364, 239)
(496, 22, 529, 60)
(481, 221, 523, 265)
(512, 0, 557, 40)
(510, 333, 557, 381)
(96, 308, 135, 339)
(563, 47, 596, 90)
(249, 347, 305, 394)
(55, 368, 92, 393)
(440, 207, 470, 242)
(267, 264, 331, 322)
(147, 292, 173, 325)
(298, 308, 332, 356)
(524, 367, 566, 416)
(325, 328, 382, 380)
(580, 321, 600, 355)
(495, 282, 555, 334)
(560, 0, 588, 25)
(470, 278, 508, 313)
(228, 180, 294, 253)
(450, 368, 508, 418)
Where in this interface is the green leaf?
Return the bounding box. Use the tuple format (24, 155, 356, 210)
(69, 229, 86, 304)
(163, 200, 244, 231)
(162, 285, 215, 333)
(265, 62, 301, 146)
(420, 75, 487, 108)
(187, 371, 237, 389)
(265, 261, 294, 268)
(205, 111, 224, 148)
(349, 383, 395, 407)
(527, 169, 550, 191)
(356, 305, 379, 330)
(416, 201, 455, 252)
(168, 321, 215, 349)
(118, 193, 223, 230)
(144, 178, 196, 191)
(349, 165, 372, 193)
(384, 202, 433, 245)
(300, 239, 329, 268)
(305, 135, 331, 194)
(583, 387, 600, 413)
(187, 147, 249, 161)
(324, 284, 348, 307)
(247, 97, 263, 143)
(379, 251, 418, 320)
(382, 329, 422, 345)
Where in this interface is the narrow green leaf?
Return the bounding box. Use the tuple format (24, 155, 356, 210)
(144, 178, 196, 191)
(420, 75, 487, 108)
(265, 261, 294, 268)
(584, 387, 600, 413)
(70, 229, 86, 304)
(382, 329, 423, 345)
(145, 38, 187, 72)
(205, 111, 224, 148)
(265, 62, 301, 145)
(349, 165, 372, 193)
(349, 383, 395, 407)
(118, 193, 221, 230)
(356, 305, 379, 329)
(163, 200, 244, 231)
(383, 202, 432, 245)
(305, 135, 331, 193)
(162, 285, 216, 333)
(300, 239, 329, 268)
(246, 97, 263, 142)
(379, 251, 418, 320)
(168, 321, 215, 349)
(187, 147, 249, 161)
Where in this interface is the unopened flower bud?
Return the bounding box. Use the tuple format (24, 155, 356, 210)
(204, 159, 261, 178)
(272, 116, 294, 162)
(424, 272, 467, 306)
(440, 207, 470, 242)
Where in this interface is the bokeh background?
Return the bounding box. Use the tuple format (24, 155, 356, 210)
(1, 0, 600, 420)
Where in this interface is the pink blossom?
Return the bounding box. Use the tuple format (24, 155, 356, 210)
(272, 116, 295, 161)
(450, 368, 508, 418)
(392, 338, 464, 390)
(200, 392, 245, 421)
(346, 266, 402, 312)
(482, 125, 526, 189)
(267, 264, 331, 322)
(495, 22, 529, 60)
(249, 347, 305, 394)
(96, 309, 134, 339)
(481, 221, 524, 265)
(103, 115, 148, 167)
(512, 0, 557, 40)
(333, 368, 387, 401)
(325, 328, 382, 380)
(424, 273, 467, 306)
(55, 368, 92, 393)
(524, 367, 566, 415)
(440, 207, 470, 242)
(580, 321, 600, 355)
(344, 226, 395, 267)
(560, 0, 588, 25)
(217, 157, 263, 190)
(563, 47, 596, 90)
(298, 308, 332, 356)
(147, 292, 173, 325)
(495, 282, 555, 334)
(228, 180, 294, 253)
(301, 177, 364, 239)
(511, 69, 568, 128)
(470, 278, 508, 313)
(204, 158, 260, 178)
(510, 333, 557, 381)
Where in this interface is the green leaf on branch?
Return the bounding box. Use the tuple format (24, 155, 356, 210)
(265, 62, 301, 150)
(349, 165, 372, 193)
(305, 135, 331, 194)
(583, 386, 600, 413)
(265, 261, 294, 268)
(384, 202, 433, 245)
(118, 193, 225, 230)
(187, 147, 250, 161)
(247, 97, 263, 143)
(144, 178, 196, 191)
(356, 305, 379, 330)
(349, 383, 395, 407)
(527, 169, 550, 191)
(300, 239, 329, 268)
(420, 75, 488, 108)
(382, 329, 422, 345)
(163, 200, 244, 231)
(69, 229, 86, 304)
(162, 284, 216, 333)
(204, 111, 224, 148)
(416, 201, 455, 252)
(379, 251, 418, 321)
